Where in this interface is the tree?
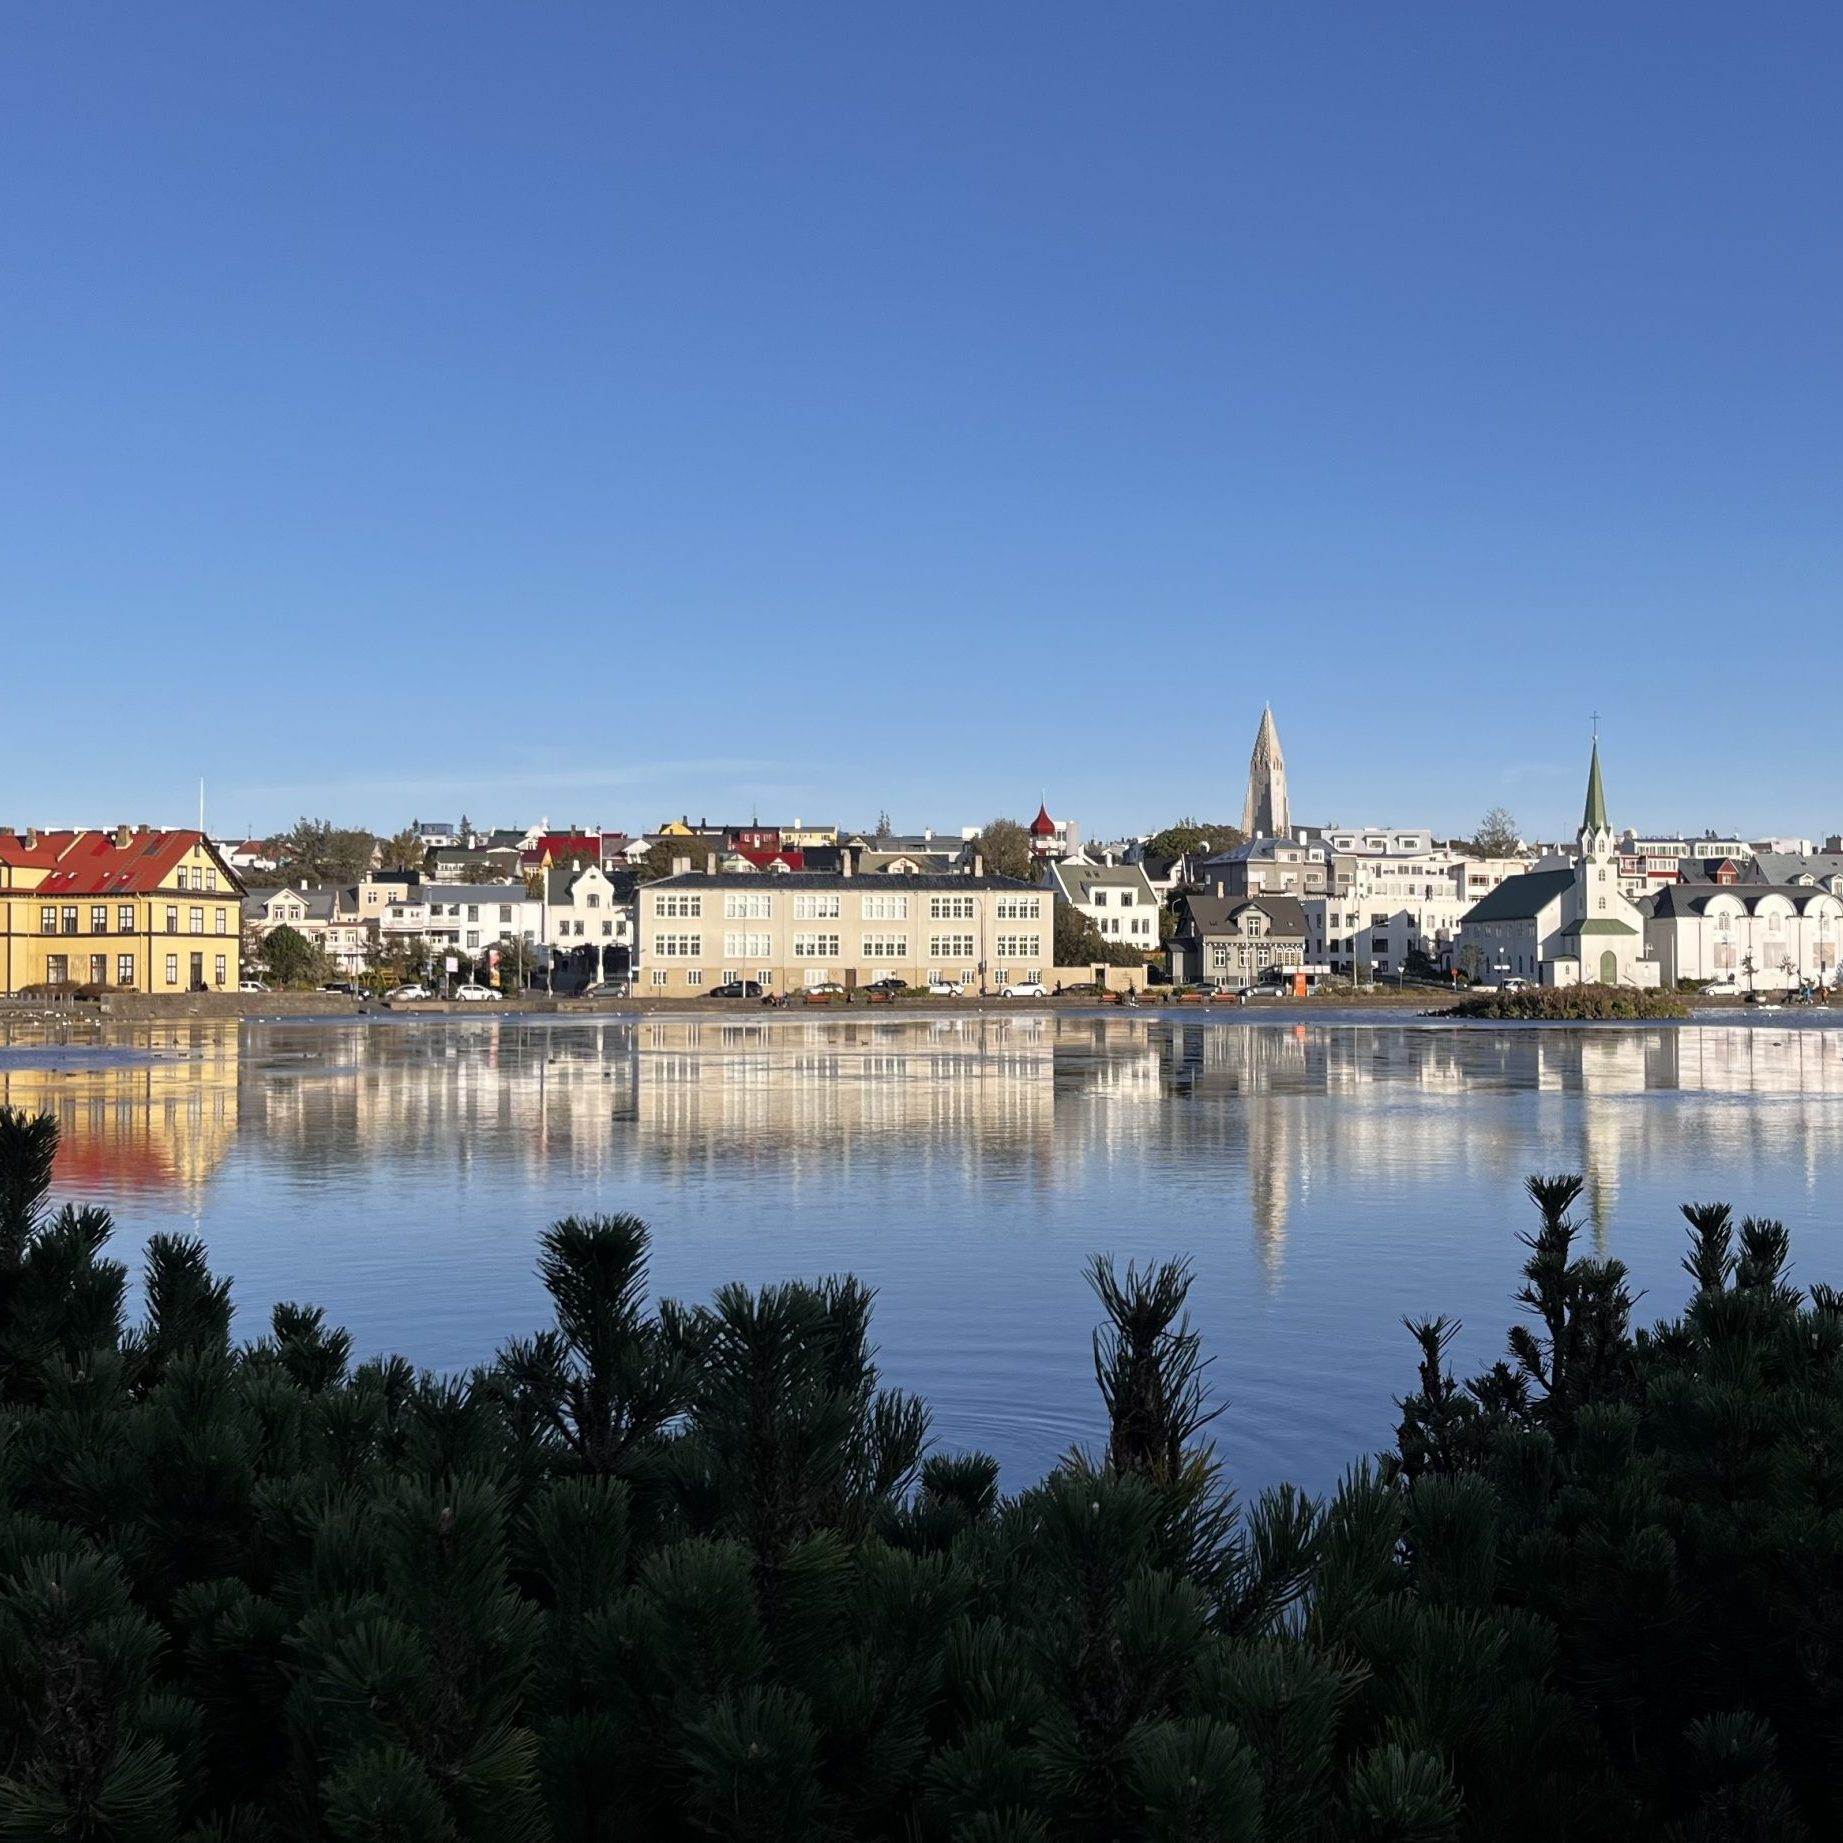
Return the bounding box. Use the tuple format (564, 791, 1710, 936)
(378, 827, 428, 873)
(487, 935, 536, 992)
(1145, 819, 1245, 868)
(974, 817, 1036, 882)
(635, 839, 682, 883)
(271, 818, 376, 887)
(1471, 807, 1521, 857)
(873, 811, 893, 844)
(1053, 899, 1147, 969)
(257, 924, 328, 988)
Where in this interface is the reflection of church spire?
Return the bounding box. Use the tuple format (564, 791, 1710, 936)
(1245, 1102, 1294, 1290)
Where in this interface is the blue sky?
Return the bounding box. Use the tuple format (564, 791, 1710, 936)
(5, 5, 1839, 844)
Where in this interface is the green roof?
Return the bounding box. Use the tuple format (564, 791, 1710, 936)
(1560, 917, 1637, 937)
(1582, 740, 1609, 833)
(1462, 868, 1575, 924)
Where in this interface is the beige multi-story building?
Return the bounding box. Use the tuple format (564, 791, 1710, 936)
(636, 869, 1048, 994)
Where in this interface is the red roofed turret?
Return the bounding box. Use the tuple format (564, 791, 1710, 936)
(1030, 803, 1056, 837)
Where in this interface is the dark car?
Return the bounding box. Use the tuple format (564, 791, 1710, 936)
(707, 980, 764, 999)
(866, 977, 906, 994)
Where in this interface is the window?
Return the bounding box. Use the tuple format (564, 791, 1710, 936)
(190, 907, 204, 934)
(657, 894, 703, 919)
(1370, 913, 1389, 928)
(861, 935, 909, 959)
(758, 969, 774, 987)
(995, 895, 1038, 920)
(655, 934, 703, 957)
(206, 868, 217, 891)
(929, 895, 974, 921)
(1092, 891, 1108, 906)
(995, 935, 1041, 958)
(1118, 891, 1134, 906)
(166, 906, 179, 932)
(651, 969, 669, 987)
(214, 955, 226, 987)
(499, 905, 513, 923)
(930, 934, 975, 959)
(793, 933, 840, 957)
(62, 907, 78, 935)
(467, 904, 480, 922)
(686, 968, 704, 987)
(215, 908, 228, 934)
(586, 894, 601, 909)
(724, 892, 772, 919)
(794, 893, 841, 919)
(724, 932, 773, 958)
(165, 953, 179, 985)
(46, 955, 68, 984)
(90, 905, 108, 933)
(40, 906, 56, 934)
(117, 954, 135, 986)
(860, 892, 909, 920)
(601, 920, 613, 937)
(465, 930, 480, 949)
(118, 904, 134, 932)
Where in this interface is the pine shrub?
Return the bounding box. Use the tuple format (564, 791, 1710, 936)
(0, 1103, 1837, 1839)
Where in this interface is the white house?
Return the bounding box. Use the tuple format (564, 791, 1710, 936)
(1302, 844, 1526, 978)
(378, 883, 539, 956)
(241, 885, 370, 975)
(1456, 743, 1660, 988)
(1645, 882, 1842, 990)
(541, 859, 634, 983)
(1046, 853, 1161, 950)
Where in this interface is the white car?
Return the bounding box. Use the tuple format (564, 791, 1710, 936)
(238, 980, 267, 992)
(1002, 981, 1050, 999)
(385, 984, 430, 1003)
(1699, 976, 1743, 996)
(454, 983, 501, 1002)
(927, 979, 965, 996)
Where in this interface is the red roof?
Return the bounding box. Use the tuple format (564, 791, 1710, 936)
(1030, 803, 1056, 837)
(10, 829, 219, 896)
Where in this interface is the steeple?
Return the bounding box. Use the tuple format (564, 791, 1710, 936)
(1581, 739, 1609, 835)
(1241, 705, 1289, 838)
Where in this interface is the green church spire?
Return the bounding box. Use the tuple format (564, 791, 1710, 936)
(1582, 738, 1609, 834)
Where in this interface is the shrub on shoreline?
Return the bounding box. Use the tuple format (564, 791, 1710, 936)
(0, 1106, 1836, 1840)
(1440, 981, 1689, 1020)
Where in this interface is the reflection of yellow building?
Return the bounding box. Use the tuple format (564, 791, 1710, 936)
(0, 1025, 240, 1196)
(0, 827, 243, 994)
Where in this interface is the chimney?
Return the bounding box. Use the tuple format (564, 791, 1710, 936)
(973, 853, 984, 878)
(24, 827, 37, 849)
(924, 827, 933, 842)
(672, 855, 691, 877)
(841, 848, 853, 878)
(705, 852, 717, 874)
(1216, 880, 1225, 899)
(115, 824, 131, 847)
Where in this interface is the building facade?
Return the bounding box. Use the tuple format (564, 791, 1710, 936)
(1169, 889, 1308, 988)
(1241, 705, 1289, 838)
(0, 827, 243, 994)
(1046, 854, 1160, 951)
(1644, 883, 1842, 989)
(635, 871, 1048, 994)
(376, 884, 540, 955)
(1456, 744, 1660, 988)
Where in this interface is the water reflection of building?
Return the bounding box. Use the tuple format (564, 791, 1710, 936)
(0, 1023, 240, 1197)
(7, 1012, 1841, 1291)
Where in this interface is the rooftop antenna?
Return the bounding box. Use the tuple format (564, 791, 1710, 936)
(198, 777, 206, 837)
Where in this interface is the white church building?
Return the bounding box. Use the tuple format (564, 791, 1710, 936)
(1456, 743, 1661, 989)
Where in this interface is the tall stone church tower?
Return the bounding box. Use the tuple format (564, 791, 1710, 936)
(1241, 705, 1290, 838)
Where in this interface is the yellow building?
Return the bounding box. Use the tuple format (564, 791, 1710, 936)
(0, 827, 244, 994)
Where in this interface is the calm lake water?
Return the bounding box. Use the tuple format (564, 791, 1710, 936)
(3, 1010, 1841, 1497)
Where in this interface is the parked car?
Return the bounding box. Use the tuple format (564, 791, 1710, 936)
(1002, 981, 1050, 999)
(238, 980, 268, 992)
(926, 979, 965, 996)
(454, 983, 501, 1002)
(1486, 977, 1528, 992)
(581, 980, 629, 998)
(802, 981, 846, 1001)
(384, 984, 429, 1003)
(866, 977, 906, 994)
(321, 981, 361, 996)
(707, 980, 764, 999)
(1699, 976, 1744, 996)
